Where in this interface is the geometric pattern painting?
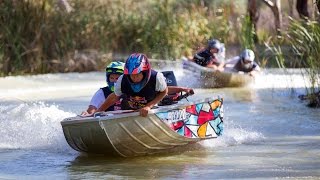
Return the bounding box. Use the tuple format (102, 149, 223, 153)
(155, 97, 223, 139)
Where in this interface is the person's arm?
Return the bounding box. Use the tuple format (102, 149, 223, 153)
(97, 92, 120, 112)
(86, 105, 98, 114)
(140, 88, 168, 117)
(217, 61, 225, 71)
(167, 86, 194, 95)
(97, 75, 124, 112)
(81, 105, 97, 115)
(249, 63, 261, 77)
(207, 60, 224, 72)
(139, 72, 168, 117)
(81, 89, 104, 115)
(206, 63, 219, 70)
(249, 68, 260, 77)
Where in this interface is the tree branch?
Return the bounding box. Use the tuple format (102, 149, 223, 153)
(262, 0, 274, 8)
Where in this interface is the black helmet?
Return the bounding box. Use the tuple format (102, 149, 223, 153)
(208, 39, 222, 51)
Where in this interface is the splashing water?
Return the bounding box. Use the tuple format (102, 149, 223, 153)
(0, 101, 75, 152)
(0, 68, 317, 153)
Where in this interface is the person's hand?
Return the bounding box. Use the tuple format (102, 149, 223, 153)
(81, 111, 89, 116)
(184, 88, 194, 95)
(188, 88, 195, 95)
(140, 106, 151, 117)
(248, 71, 257, 77)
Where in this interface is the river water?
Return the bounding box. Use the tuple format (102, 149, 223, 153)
(0, 68, 319, 179)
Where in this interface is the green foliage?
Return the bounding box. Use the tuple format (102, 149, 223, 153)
(239, 15, 255, 50)
(0, 0, 237, 75)
(0, 0, 80, 75)
(264, 18, 320, 107)
(286, 19, 320, 104)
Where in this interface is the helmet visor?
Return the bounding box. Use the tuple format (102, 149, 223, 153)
(107, 69, 124, 74)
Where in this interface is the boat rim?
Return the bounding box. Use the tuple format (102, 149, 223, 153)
(60, 97, 219, 125)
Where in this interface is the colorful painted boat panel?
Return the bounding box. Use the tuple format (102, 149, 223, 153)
(155, 98, 223, 138)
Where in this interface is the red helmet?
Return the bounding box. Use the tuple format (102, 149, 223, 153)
(124, 53, 151, 92)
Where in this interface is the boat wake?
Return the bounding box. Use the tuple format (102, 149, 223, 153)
(169, 67, 318, 90)
(1, 69, 314, 155)
(0, 98, 263, 154)
(0, 101, 76, 154)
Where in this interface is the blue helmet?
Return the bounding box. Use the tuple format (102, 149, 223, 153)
(124, 53, 151, 93)
(106, 61, 125, 91)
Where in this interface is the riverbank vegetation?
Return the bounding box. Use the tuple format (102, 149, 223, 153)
(0, 0, 239, 75)
(0, 0, 286, 75)
(0, 0, 319, 105)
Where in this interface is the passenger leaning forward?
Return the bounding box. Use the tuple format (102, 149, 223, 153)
(97, 53, 168, 117)
(81, 61, 125, 115)
(192, 39, 225, 72)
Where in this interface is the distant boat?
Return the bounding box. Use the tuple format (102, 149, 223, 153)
(61, 96, 224, 157)
(182, 59, 254, 88)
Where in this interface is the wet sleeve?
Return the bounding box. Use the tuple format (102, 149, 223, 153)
(114, 75, 124, 96)
(89, 89, 105, 108)
(155, 72, 168, 92)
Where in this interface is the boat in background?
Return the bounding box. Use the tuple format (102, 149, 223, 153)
(61, 96, 223, 157)
(182, 59, 254, 88)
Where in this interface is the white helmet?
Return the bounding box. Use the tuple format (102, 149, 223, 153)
(240, 49, 255, 62)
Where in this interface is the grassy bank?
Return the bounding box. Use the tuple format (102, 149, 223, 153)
(1, 0, 245, 75)
(0, 0, 319, 81)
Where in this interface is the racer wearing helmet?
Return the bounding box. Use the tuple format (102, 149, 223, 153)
(97, 53, 168, 117)
(225, 49, 260, 76)
(192, 39, 225, 71)
(81, 61, 125, 115)
(105, 61, 125, 92)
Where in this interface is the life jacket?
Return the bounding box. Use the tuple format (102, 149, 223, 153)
(193, 49, 213, 66)
(121, 70, 158, 110)
(158, 71, 180, 106)
(101, 86, 122, 111)
(162, 71, 178, 86)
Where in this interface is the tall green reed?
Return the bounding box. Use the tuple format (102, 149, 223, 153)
(0, 0, 236, 75)
(287, 19, 320, 106)
(0, 0, 79, 75)
(239, 15, 255, 50)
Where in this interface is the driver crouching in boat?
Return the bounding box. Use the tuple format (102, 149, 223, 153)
(192, 39, 225, 72)
(97, 53, 168, 117)
(81, 61, 125, 115)
(225, 49, 261, 77)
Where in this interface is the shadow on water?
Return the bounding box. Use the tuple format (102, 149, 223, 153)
(66, 143, 216, 179)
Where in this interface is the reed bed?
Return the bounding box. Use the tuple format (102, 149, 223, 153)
(0, 0, 241, 75)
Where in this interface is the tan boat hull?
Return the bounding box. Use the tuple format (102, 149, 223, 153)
(183, 60, 254, 88)
(61, 97, 224, 157)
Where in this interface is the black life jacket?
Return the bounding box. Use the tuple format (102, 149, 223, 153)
(121, 70, 158, 110)
(193, 49, 214, 66)
(101, 86, 122, 111)
(158, 71, 180, 106)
